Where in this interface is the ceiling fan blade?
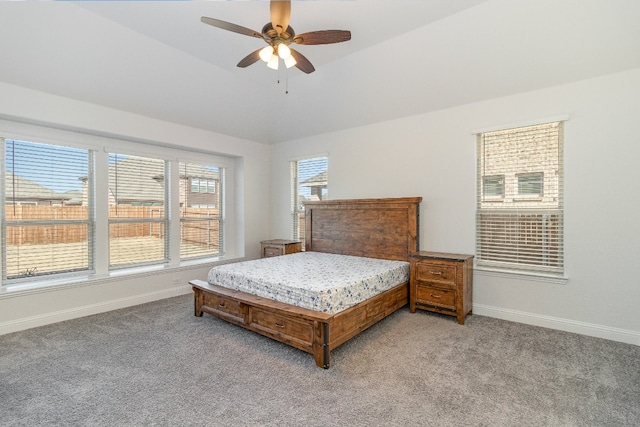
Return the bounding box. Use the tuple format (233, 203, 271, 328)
(293, 30, 352, 45)
(201, 16, 263, 39)
(289, 48, 315, 74)
(237, 49, 263, 68)
(270, 0, 291, 35)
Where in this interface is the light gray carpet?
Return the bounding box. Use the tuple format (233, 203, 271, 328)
(1, 295, 638, 426)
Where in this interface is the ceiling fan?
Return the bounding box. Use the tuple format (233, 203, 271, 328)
(201, 0, 351, 74)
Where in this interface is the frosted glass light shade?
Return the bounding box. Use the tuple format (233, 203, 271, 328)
(284, 55, 297, 69)
(278, 43, 291, 59)
(267, 54, 279, 70)
(259, 46, 274, 62)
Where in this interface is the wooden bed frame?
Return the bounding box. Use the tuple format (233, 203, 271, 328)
(190, 197, 421, 368)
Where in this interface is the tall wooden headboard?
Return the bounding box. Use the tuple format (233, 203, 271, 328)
(304, 197, 421, 262)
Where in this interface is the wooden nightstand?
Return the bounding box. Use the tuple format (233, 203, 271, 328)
(409, 251, 474, 324)
(260, 239, 302, 258)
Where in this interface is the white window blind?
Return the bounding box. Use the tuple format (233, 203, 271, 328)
(1, 122, 237, 287)
(179, 161, 224, 260)
(2, 138, 93, 280)
(290, 156, 328, 248)
(108, 153, 168, 269)
(476, 122, 564, 275)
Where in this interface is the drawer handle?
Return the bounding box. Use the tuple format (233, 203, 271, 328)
(218, 302, 226, 308)
(274, 322, 285, 329)
(430, 294, 441, 299)
(429, 271, 443, 275)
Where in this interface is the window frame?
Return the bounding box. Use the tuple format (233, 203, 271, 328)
(482, 174, 506, 200)
(290, 155, 328, 248)
(1, 120, 238, 290)
(516, 172, 544, 198)
(107, 152, 170, 270)
(475, 120, 566, 280)
(190, 177, 200, 193)
(178, 161, 225, 261)
(1, 138, 96, 283)
(207, 179, 216, 194)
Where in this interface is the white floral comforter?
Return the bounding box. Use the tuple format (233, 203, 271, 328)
(207, 251, 409, 315)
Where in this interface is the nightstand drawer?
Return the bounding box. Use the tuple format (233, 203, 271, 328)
(261, 240, 302, 258)
(263, 246, 283, 257)
(415, 262, 457, 289)
(415, 286, 456, 310)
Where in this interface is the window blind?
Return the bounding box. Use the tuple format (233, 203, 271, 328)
(179, 161, 224, 260)
(2, 124, 236, 287)
(2, 139, 93, 280)
(476, 122, 564, 275)
(291, 156, 328, 248)
(108, 153, 168, 269)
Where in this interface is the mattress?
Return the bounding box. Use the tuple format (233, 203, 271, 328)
(207, 251, 410, 315)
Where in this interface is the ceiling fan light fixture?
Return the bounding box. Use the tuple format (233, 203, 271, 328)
(277, 43, 291, 59)
(201, 0, 352, 75)
(259, 46, 274, 62)
(267, 54, 279, 70)
(284, 55, 297, 69)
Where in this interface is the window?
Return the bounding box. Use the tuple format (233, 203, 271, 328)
(179, 162, 223, 260)
(483, 175, 505, 199)
(476, 121, 564, 275)
(2, 138, 93, 280)
(108, 153, 168, 269)
(291, 156, 328, 247)
(517, 172, 544, 197)
(2, 121, 236, 287)
(190, 178, 216, 194)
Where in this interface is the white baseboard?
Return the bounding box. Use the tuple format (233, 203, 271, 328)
(473, 303, 640, 346)
(4, 292, 638, 347)
(0, 285, 192, 336)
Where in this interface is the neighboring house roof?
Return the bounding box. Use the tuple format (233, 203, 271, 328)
(109, 156, 165, 204)
(180, 163, 219, 180)
(5, 158, 220, 206)
(63, 190, 83, 205)
(4, 172, 70, 202)
(108, 156, 219, 204)
(301, 171, 327, 188)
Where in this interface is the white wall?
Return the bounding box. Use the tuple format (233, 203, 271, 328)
(0, 81, 271, 334)
(3, 67, 639, 345)
(270, 67, 640, 346)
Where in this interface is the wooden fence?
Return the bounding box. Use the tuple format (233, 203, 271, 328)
(181, 208, 221, 250)
(5, 205, 88, 246)
(4, 205, 220, 248)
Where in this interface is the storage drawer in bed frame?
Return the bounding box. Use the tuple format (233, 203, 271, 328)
(190, 279, 409, 368)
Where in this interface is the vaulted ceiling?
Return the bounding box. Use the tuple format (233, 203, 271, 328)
(1, 1, 640, 144)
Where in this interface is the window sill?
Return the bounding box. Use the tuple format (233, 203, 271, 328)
(0, 256, 245, 300)
(474, 266, 568, 285)
(513, 196, 544, 202)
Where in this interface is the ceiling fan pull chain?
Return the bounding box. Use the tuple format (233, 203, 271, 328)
(285, 67, 289, 94)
